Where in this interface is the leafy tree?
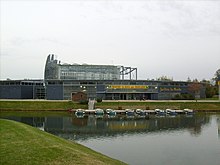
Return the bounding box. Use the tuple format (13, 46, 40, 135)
(192, 79, 199, 82)
(200, 79, 218, 98)
(205, 84, 217, 98)
(188, 82, 202, 99)
(187, 77, 191, 82)
(157, 76, 173, 81)
(213, 69, 220, 85)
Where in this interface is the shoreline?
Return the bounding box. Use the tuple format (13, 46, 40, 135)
(1, 109, 220, 113)
(0, 119, 126, 165)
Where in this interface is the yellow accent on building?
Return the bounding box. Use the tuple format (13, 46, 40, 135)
(218, 81, 220, 85)
(108, 85, 148, 89)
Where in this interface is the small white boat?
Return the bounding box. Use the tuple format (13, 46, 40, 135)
(75, 109, 85, 118)
(184, 109, 194, 115)
(125, 109, 135, 116)
(155, 109, 166, 115)
(136, 109, 148, 117)
(166, 109, 178, 116)
(95, 108, 104, 115)
(106, 109, 117, 116)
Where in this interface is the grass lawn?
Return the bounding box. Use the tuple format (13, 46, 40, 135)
(0, 119, 126, 165)
(0, 100, 219, 111)
(96, 101, 220, 111)
(0, 100, 87, 111)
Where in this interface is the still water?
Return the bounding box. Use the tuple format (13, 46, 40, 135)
(1, 112, 220, 165)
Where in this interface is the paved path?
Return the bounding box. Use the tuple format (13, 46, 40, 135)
(0, 99, 219, 102)
(103, 100, 220, 103)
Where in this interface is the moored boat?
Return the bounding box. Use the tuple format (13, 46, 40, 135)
(136, 109, 148, 117)
(125, 109, 135, 117)
(184, 109, 194, 115)
(106, 109, 117, 116)
(155, 109, 166, 116)
(75, 109, 85, 118)
(166, 109, 178, 116)
(95, 108, 104, 115)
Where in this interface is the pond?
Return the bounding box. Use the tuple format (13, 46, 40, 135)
(1, 111, 220, 165)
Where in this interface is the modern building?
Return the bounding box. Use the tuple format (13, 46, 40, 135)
(45, 54, 123, 80)
(0, 54, 206, 100)
(0, 80, 45, 99)
(45, 79, 203, 100)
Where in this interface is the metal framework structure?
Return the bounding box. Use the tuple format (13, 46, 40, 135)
(120, 66, 137, 80)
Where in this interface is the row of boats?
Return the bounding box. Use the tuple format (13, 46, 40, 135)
(73, 108, 194, 118)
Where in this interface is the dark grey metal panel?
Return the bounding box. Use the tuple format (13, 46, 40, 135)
(96, 84, 105, 92)
(21, 86, 34, 99)
(0, 85, 21, 99)
(46, 85, 63, 100)
(151, 93, 158, 100)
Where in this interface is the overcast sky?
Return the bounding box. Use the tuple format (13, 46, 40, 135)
(0, 0, 219, 81)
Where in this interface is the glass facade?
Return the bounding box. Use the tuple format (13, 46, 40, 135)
(60, 65, 120, 80)
(45, 54, 120, 80)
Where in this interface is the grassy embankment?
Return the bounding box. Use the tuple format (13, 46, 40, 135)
(96, 101, 220, 111)
(0, 100, 87, 111)
(0, 100, 220, 111)
(0, 119, 126, 165)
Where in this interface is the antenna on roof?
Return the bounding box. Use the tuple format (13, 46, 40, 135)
(51, 54, 54, 60)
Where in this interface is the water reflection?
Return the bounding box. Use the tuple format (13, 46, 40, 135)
(218, 117, 220, 138)
(1, 116, 46, 131)
(0, 113, 212, 139)
(1, 112, 220, 165)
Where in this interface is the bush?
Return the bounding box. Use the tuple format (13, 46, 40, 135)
(173, 94, 181, 100)
(96, 98, 102, 103)
(173, 94, 194, 100)
(79, 100, 88, 105)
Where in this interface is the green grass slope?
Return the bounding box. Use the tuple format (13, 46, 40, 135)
(0, 100, 219, 111)
(96, 101, 220, 111)
(0, 119, 126, 165)
(0, 101, 87, 111)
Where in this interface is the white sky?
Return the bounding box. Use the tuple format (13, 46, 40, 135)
(0, 0, 220, 81)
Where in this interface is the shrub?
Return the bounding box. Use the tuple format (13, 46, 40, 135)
(79, 100, 88, 105)
(173, 94, 194, 100)
(96, 98, 102, 103)
(173, 94, 181, 100)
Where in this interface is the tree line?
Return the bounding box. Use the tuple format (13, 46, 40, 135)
(157, 69, 219, 99)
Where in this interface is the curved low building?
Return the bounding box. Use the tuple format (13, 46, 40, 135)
(0, 54, 206, 100)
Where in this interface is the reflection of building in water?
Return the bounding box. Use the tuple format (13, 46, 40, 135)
(108, 120, 149, 131)
(1, 115, 210, 139)
(41, 115, 210, 139)
(2, 116, 45, 130)
(217, 117, 220, 138)
(188, 116, 209, 136)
